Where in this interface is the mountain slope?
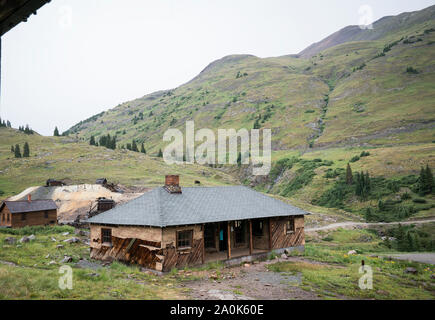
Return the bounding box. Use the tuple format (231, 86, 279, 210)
(298, 4, 435, 58)
(64, 5, 435, 155)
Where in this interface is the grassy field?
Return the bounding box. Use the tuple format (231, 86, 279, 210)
(0, 225, 433, 300)
(268, 227, 435, 300)
(0, 127, 237, 200)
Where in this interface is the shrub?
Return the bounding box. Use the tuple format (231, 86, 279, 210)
(412, 198, 427, 204)
(406, 66, 419, 74)
(400, 192, 411, 200)
(350, 155, 360, 163)
(360, 151, 370, 157)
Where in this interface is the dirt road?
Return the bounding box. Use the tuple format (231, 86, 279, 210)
(306, 218, 435, 233)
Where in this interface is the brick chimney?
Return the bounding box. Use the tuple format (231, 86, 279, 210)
(164, 175, 182, 194)
(27, 194, 31, 202)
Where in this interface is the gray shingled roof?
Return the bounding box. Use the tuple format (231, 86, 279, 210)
(1, 200, 57, 214)
(87, 186, 308, 227)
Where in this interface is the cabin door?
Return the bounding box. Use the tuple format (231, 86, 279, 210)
(218, 222, 227, 251)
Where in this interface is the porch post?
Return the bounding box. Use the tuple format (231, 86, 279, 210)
(202, 224, 205, 264)
(249, 220, 253, 255)
(227, 221, 231, 259)
(268, 218, 272, 250)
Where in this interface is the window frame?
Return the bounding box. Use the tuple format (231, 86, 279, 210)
(44, 211, 49, 219)
(176, 229, 193, 250)
(286, 217, 295, 234)
(21, 213, 26, 221)
(101, 228, 112, 244)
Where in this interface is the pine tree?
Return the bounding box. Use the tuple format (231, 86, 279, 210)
(126, 143, 132, 151)
(6, 120, 11, 128)
(140, 143, 146, 154)
(425, 165, 434, 194)
(132, 140, 138, 152)
(23, 142, 30, 157)
(54, 127, 60, 136)
(89, 136, 96, 145)
(157, 148, 163, 157)
(253, 118, 260, 129)
(14, 144, 21, 158)
(346, 163, 353, 185)
(11, 145, 14, 153)
(237, 152, 242, 167)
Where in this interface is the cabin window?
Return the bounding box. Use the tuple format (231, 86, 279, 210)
(234, 220, 245, 244)
(101, 228, 112, 244)
(44, 211, 49, 218)
(286, 217, 295, 234)
(253, 220, 263, 236)
(21, 213, 26, 221)
(177, 230, 193, 249)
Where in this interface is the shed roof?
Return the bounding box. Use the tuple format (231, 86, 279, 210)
(1, 200, 57, 214)
(87, 186, 308, 227)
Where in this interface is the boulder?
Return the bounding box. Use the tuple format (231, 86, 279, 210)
(281, 253, 288, 259)
(28, 234, 36, 241)
(51, 237, 57, 242)
(347, 250, 357, 255)
(19, 236, 30, 243)
(284, 249, 291, 255)
(56, 244, 64, 249)
(243, 263, 250, 268)
(60, 256, 73, 264)
(62, 232, 70, 236)
(405, 267, 418, 274)
(63, 237, 80, 243)
(4, 237, 17, 244)
(48, 260, 57, 265)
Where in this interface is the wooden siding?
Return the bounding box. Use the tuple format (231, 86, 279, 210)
(161, 225, 203, 272)
(270, 216, 305, 249)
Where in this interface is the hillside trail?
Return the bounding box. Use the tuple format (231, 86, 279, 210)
(306, 218, 435, 232)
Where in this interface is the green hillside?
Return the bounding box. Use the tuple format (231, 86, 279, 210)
(0, 127, 236, 200)
(64, 6, 435, 154)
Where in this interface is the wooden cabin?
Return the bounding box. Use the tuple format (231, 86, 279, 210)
(46, 179, 64, 187)
(87, 175, 308, 272)
(96, 178, 107, 185)
(0, 195, 57, 228)
(96, 197, 115, 212)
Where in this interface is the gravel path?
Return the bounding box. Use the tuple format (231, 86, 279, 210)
(181, 257, 323, 300)
(306, 218, 435, 232)
(388, 253, 435, 265)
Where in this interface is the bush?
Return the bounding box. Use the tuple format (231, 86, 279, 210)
(406, 66, 419, 74)
(400, 192, 411, 200)
(360, 151, 370, 157)
(350, 155, 360, 163)
(412, 198, 427, 204)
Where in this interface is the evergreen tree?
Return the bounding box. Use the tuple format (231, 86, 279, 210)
(424, 165, 434, 194)
(23, 142, 30, 157)
(346, 163, 353, 185)
(126, 143, 132, 151)
(157, 148, 163, 157)
(111, 136, 117, 150)
(11, 145, 14, 153)
(355, 171, 371, 200)
(14, 144, 21, 158)
(253, 118, 260, 129)
(237, 152, 242, 167)
(54, 127, 60, 136)
(140, 143, 146, 154)
(89, 136, 96, 146)
(6, 120, 11, 128)
(132, 140, 138, 152)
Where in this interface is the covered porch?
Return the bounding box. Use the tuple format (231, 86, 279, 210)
(203, 218, 272, 263)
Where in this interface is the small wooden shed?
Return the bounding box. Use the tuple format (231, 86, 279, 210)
(0, 195, 57, 228)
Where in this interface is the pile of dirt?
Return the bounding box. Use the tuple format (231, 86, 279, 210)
(7, 184, 146, 222)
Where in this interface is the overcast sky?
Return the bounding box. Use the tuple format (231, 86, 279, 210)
(1, 0, 433, 136)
